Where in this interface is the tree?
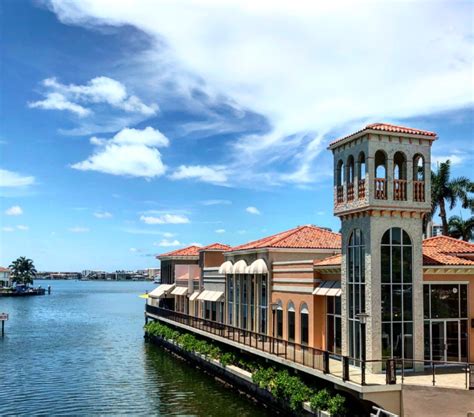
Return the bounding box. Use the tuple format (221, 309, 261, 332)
(448, 215, 474, 242)
(9, 257, 37, 287)
(431, 160, 473, 236)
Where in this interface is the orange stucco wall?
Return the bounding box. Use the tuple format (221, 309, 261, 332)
(423, 272, 474, 362)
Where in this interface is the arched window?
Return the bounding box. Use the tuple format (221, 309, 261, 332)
(336, 160, 344, 186)
(393, 152, 407, 200)
(381, 228, 413, 363)
(300, 303, 309, 345)
(358, 152, 366, 179)
(346, 155, 355, 201)
(287, 301, 295, 342)
(374, 151, 387, 199)
(413, 154, 425, 202)
(276, 300, 283, 338)
(347, 229, 365, 361)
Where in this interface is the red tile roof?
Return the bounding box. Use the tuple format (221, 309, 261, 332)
(0, 266, 9, 272)
(314, 235, 474, 267)
(422, 236, 474, 266)
(199, 242, 231, 251)
(230, 225, 341, 252)
(157, 245, 202, 259)
(330, 123, 437, 147)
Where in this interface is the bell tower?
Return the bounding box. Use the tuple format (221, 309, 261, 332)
(329, 123, 436, 365)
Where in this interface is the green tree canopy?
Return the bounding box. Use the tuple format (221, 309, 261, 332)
(448, 215, 474, 242)
(9, 257, 37, 287)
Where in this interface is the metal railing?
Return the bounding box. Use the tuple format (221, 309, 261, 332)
(146, 305, 473, 389)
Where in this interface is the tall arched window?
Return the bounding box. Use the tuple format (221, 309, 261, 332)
(287, 301, 295, 342)
(346, 155, 355, 201)
(300, 303, 309, 345)
(374, 151, 387, 199)
(348, 229, 365, 361)
(336, 160, 344, 204)
(381, 228, 413, 362)
(276, 300, 283, 338)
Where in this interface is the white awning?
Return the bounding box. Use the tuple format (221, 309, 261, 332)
(218, 260, 233, 274)
(189, 291, 201, 301)
(248, 259, 268, 274)
(149, 284, 175, 299)
(313, 281, 341, 297)
(232, 259, 248, 274)
(171, 286, 188, 296)
(197, 290, 224, 302)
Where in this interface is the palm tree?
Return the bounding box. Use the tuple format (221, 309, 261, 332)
(448, 215, 474, 241)
(9, 257, 37, 287)
(430, 160, 473, 236)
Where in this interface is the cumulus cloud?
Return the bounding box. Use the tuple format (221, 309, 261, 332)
(2, 226, 15, 232)
(45, 0, 474, 186)
(170, 165, 228, 184)
(93, 211, 113, 218)
(140, 214, 190, 224)
(29, 76, 158, 117)
(72, 126, 168, 177)
(5, 205, 23, 216)
(201, 199, 232, 206)
(215, 228, 226, 234)
(154, 239, 181, 247)
(431, 154, 464, 167)
(246, 206, 261, 215)
(68, 226, 90, 233)
(0, 169, 35, 187)
(17, 225, 29, 231)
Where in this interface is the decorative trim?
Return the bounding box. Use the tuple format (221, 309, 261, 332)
(271, 285, 314, 294)
(272, 278, 321, 284)
(272, 268, 314, 273)
(272, 260, 315, 266)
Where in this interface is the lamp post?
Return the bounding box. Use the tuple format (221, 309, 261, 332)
(356, 312, 369, 385)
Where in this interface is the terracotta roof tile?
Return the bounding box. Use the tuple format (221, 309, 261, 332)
(330, 123, 437, 147)
(199, 242, 231, 251)
(314, 254, 342, 267)
(230, 225, 341, 252)
(157, 245, 202, 258)
(0, 266, 10, 272)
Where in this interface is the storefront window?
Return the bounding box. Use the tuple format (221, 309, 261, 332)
(300, 304, 309, 345)
(288, 301, 295, 341)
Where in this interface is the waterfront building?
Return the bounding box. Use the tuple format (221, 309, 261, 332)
(0, 267, 11, 287)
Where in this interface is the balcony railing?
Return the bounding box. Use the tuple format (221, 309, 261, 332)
(336, 186, 344, 204)
(413, 180, 425, 202)
(145, 305, 473, 390)
(374, 178, 387, 200)
(347, 183, 355, 201)
(358, 179, 366, 199)
(393, 179, 407, 201)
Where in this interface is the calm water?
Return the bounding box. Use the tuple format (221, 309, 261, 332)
(0, 280, 271, 416)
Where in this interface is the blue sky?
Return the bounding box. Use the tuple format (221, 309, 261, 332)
(0, 0, 473, 271)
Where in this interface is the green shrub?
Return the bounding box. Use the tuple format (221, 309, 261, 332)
(327, 394, 346, 416)
(310, 388, 331, 412)
(252, 367, 277, 389)
(220, 352, 235, 367)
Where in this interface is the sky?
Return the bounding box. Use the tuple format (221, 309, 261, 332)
(0, 0, 473, 272)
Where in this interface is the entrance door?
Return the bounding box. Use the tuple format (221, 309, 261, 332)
(430, 320, 461, 362)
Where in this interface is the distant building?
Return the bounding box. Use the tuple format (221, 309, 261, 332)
(0, 267, 11, 287)
(432, 224, 443, 237)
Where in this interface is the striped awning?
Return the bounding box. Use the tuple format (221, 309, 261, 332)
(197, 290, 224, 302)
(313, 281, 341, 297)
(171, 286, 188, 296)
(149, 284, 175, 299)
(189, 291, 201, 301)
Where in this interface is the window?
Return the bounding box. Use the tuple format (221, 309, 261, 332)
(242, 275, 248, 329)
(235, 275, 240, 327)
(259, 275, 268, 333)
(276, 300, 283, 338)
(288, 301, 295, 341)
(381, 228, 413, 362)
(347, 229, 365, 360)
(300, 303, 309, 345)
(205, 301, 211, 320)
(227, 275, 234, 325)
(250, 275, 255, 331)
(327, 296, 342, 354)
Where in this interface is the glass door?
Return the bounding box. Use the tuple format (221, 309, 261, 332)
(446, 320, 460, 362)
(431, 321, 446, 361)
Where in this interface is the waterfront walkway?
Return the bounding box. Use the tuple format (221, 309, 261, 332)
(146, 305, 472, 392)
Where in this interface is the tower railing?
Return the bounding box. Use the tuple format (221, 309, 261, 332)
(374, 178, 387, 200)
(393, 179, 407, 201)
(413, 180, 425, 202)
(336, 186, 344, 204)
(347, 183, 355, 201)
(358, 179, 366, 199)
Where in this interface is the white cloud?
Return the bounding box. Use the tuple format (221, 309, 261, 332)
(189, 242, 203, 247)
(162, 232, 175, 238)
(17, 225, 29, 231)
(45, 0, 474, 186)
(129, 247, 138, 252)
(154, 239, 181, 247)
(215, 228, 226, 234)
(0, 169, 35, 187)
(29, 76, 158, 117)
(72, 126, 168, 178)
(5, 205, 23, 216)
(2, 226, 15, 232)
(431, 154, 464, 167)
(94, 211, 112, 218)
(246, 206, 261, 215)
(68, 226, 90, 233)
(201, 199, 232, 206)
(140, 214, 190, 224)
(170, 165, 228, 184)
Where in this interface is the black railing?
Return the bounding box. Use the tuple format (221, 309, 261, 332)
(146, 305, 473, 389)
